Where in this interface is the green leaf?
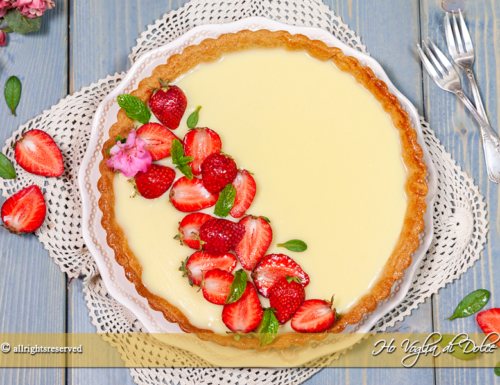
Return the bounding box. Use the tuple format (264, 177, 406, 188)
(171, 139, 194, 179)
(187, 106, 202, 129)
(117, 94, 151, 124)
(225, 269, 247, 304)
(4, 10, 42, 34)
(494, 361, 500, 377)
(4, 76, 21, 115)
(447, 289, 490, 320)
(434, 334, 480, 361)
(214, 184, 236, 218)
(259, 308, 279, 346)
(0, 153, 16, 179)
(277, 239, 308, 252)
(260, 216, 271, 223)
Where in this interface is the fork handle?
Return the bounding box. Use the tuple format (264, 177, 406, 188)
(466, 69, 488, 121)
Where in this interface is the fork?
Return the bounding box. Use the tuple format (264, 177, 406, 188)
(417, 39, 500, 183)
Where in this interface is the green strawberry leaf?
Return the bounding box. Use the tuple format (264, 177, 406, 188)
(277, 239, 307, 252)
(433, 334, 480, 361)
(214, 184, 236, 218)
(447, 289, 490, 320)
(260, 216, 271, 223)
(187, 106, 202, 129)
(106, 134, 128, 156)
(4, 9, 41, 34)
(117, 94, 151, 124)
(171, 139, 194, 179)
(225, 269, 247, 304)
(4, 76, 22, 115)
(0, 153, 16, 179)
(259, 308, 279, 346)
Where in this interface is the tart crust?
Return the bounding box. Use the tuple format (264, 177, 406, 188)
(97, 30, 428, 351)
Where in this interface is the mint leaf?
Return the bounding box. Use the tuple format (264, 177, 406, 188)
(0, 153, 16, 179)
(225, 269, 247, 304)
(117, 94, 151, 124)
(214, 184, 236, 218)
(495, 361, 500, 377)
(259, 308, 279, 346)
(277, 239, 307, 252)
(171, 139, 194, 179)
(433, 334, 480, 361)
(187, 106, 202, 129)
(4, 76, 21, 115)
(447, 289, 490, 320)
(4, 9, 41, 34)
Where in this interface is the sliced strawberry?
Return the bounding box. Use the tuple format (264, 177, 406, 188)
(477, 309, 500, 346)
(177, 213, 214, 249)
(15, 129, 64, 177)
(179, 251, 237, 286)
(169, 177, 219, 212)
(222, 283, 263, 333)
(136, 123, 179, 161)
(291, 298, 337, 333)
(234, 216, 272, 270)
(251, 254, 309, 298)
(201, 269, 234, 305)
(230, 170, 256, 218)
(1, 185, 46, 234)
(183, 128, 222, 176)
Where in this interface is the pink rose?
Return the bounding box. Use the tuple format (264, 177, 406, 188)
(106, 130, 152, 177)
(0, 30, 6, 46)
(0, 0, 13, 18)
(13, 0, 46, 18)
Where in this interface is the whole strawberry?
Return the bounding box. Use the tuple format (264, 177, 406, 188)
(269, 276, 305, 324)
(201, 153, 238, 194)
(135, 164, 176, 199)
(199, 218, 245, 253)
(149, 79, 187, 130)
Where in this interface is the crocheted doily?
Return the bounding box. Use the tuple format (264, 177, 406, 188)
(0, 0, 488, 384)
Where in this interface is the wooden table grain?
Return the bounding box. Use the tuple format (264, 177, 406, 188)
(0, 1, 498, 384)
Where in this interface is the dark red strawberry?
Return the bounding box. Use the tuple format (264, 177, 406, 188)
(15, 129, 64, 177)
(183, 128, 222, 176)
(222, 283, 263, 333)
(251, 254, 309, 298)
(477, 309, 500, 346)
(201, 269, 234, 305)
(201, 153, 238, 194)
(269, 276, 306, 324)
(291, 298, 337, 333)
(1, 185, 46, 234)
(234, 216, 272, 270)
(169, 177, 219, 212)
(179, 251, 237, 286)
(149, 79, 187, 129)
(135, 164, 175, 199)
(230, 170, 256, 218)
(199, 218, 245, 253)
(176, 213, 214, 249)
(136, 123, 179, 161)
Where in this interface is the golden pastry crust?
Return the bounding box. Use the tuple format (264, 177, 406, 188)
(97, 30, 428, 351)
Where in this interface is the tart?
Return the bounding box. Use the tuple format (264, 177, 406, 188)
(98, 30, 427, 350)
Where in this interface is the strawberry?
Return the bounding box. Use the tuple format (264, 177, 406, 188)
(14, 129, 64, 177)
(149, 79, 187, 130)
(201, 269, 234, 305)
(1, 185, 46, 234)
(222, 283, 263, 333)
(234, 216, 272, 270)
(477, 309, 500, 346)
(134, 164, 175, 199)
(291, 298, 337, 333)
(199, 218, 246, 253)
(176, 213, 214, 249)
(201, 153, 238, 194)
(136, 123, 179, 161)
(230, 170, 256, 218)
(183, 128, 222, 176)
(169, 177, 219, 212)
(179, 251, 237, 286)
(269, 276, 306, 324)
(251, 254, 310, 298)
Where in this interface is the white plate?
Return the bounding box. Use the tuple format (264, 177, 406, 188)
(79, 17, 437, 366)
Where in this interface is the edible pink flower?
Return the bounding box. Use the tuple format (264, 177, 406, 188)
(0, 0, 13, 18)
(13, 0, 52, 18)
(106, 130, 152, 177)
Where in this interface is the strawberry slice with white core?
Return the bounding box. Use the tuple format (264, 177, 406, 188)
(136, 123, 179, 161)
(222, 283, 263, 333)
(15, 129, 64, 177)
(183, 128, 222, 176)
(1, 185, 46, 234)
(477, 309, 500, 346)
(230, 170, 256, 218)
(177, 213, 214, 249)
(291, 298, 337, 333)
(169, 177, 219, 212)
(179, 251, 237, 286)
(235, 216, 272, 270)
(251, 254, 310, 298)
(201, 269, 234, 305)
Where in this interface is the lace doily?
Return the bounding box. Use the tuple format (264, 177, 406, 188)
(0, 0, 487, 384)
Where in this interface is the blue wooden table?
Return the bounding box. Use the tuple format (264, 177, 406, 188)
(0, 1, 499, 384)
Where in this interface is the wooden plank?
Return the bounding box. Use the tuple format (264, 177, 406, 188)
(0, 1, 68, 384)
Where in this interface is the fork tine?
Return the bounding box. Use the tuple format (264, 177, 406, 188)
(417, 44, 440, 81)
(422, 40, 445, 76)
(451, 12, 463, 53)
(428, 38, 455, 74)
(458, 9, 473, 53)
(444, 13, 458, 57)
